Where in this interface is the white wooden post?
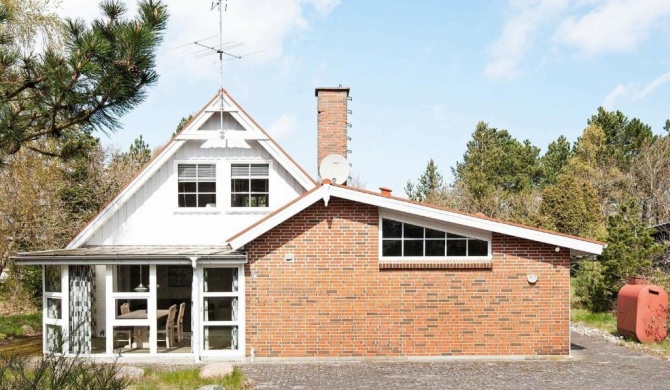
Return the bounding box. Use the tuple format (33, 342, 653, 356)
(190, 257, 200, 362)
(105, 265, 114, 355)
(149, 265, 157, 355)
(61, 265, 69, 355)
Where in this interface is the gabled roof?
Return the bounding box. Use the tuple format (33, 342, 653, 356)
(66, 89, 316, 249)
(227, 183, 606, 256)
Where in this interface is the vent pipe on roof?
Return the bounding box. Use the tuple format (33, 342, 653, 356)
(316, 87, 350, 184)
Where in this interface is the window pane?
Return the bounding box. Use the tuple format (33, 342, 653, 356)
(382, 219, 402, 238)
(199, 194, 217, 207)
(178, 194, 197, 207)
(447, 232, 465, 239)
(425, 228, 445, 238)
(250, 194, 268, 207)
(250, 164, 269, 176)
(197, 164, 216, 179)
(45, 265, 61, 292)
(403, 240, 423, 256)
(404, 223, 424, 238)
(447, 240, 467, 256)
(178, 164, 197, 181)
(231, 179, 249, 192)
(204, 268, 238, 292)
(178, 182, 197, 192)
(382, 240, 401, 256)
(231, 164, 250, 177)
(47, 298, 61, 319)
(468, 239, 488, 256)
(231, 194, 249, 207)
(198, 182, 216, 192)
(425, 240, 446, 256)
(204, 326, 238, 350)
(250, 179, 268, 192)
(204, 297, 238, 321)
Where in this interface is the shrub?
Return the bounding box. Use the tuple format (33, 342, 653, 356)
(573, 260, 611, 312)
(0, 344, 131, 390)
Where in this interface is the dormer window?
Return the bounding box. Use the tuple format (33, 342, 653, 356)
(178, 164, 217, 207)
(381, 218, 489, 258)
(231, 164, 269, 207)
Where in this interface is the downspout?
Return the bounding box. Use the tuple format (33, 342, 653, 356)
(190, 256, 200, 363)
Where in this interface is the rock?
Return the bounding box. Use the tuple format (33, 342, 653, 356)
(115, 365, 145, 380)
(199, 362, 234, 379)
(197, 385, 226, 390)
(21, 325, 36, 336)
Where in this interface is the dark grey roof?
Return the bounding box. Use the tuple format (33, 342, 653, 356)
(12, 245, 246, 264)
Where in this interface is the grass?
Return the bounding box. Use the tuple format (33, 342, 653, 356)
(0, 313, 41, 337)
(571, 308, 617, 333)
(129, 366, 246, 390)
(571, 307, 670, 358)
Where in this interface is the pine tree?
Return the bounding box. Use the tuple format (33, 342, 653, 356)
(405, 159, 445, 204)
(0, 0, 169, 163)
(598, 201, 664, 293)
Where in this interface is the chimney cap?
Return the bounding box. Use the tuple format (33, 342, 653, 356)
(315, 87, 350, 97)
(380, 187, 392, 197)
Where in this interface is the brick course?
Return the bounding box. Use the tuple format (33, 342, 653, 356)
(245, 197, 570, 357)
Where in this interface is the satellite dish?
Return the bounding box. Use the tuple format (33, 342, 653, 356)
(319, 154, 350, 184)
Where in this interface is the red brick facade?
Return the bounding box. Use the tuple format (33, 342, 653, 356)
(245, 197, 570, 357)
(316, 88, 349, 178)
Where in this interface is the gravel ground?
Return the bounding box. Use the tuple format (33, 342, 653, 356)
(240, 331, 670, 390)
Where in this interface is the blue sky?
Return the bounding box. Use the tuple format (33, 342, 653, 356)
(59, 0, 670, 195)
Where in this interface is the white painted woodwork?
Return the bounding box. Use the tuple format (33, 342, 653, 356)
(94, 265, 106, 337)
(198, 112, 245, 131)
(86, 139, 304, 245)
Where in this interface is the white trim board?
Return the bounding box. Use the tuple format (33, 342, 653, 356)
(228, 185, 605, 256)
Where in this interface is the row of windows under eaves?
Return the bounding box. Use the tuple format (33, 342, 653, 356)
(381, 219, 489, 257)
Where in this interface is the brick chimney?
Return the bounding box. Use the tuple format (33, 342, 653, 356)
(316, 87, 350, 178)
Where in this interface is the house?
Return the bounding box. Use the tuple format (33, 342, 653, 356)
(13, 87, 605, 361)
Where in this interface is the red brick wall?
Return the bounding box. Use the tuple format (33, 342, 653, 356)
(316, 88, 349, 179)
(244, 198, 570, 357)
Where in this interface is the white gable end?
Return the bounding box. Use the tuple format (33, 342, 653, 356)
(86, 139, 304, 245)
(67, 90, 316, 248)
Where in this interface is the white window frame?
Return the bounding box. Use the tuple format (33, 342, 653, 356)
(198, 264, 245, 358)
(174, 160, 220, 213)
(43, 265, 68, 354)
(227, 160, 271, 212)
(378, 212, 492, 261)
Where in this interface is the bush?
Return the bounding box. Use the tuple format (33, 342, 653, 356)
(573, 260, 611, 312)
(0, 343, 131, 390)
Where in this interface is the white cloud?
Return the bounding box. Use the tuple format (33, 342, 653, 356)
(554, 0, 670, 56)
(603, 83, 631, 109)
(484, 0, 569, 80)
(267, 114, 298, 140)
(603, 70, 670, 108)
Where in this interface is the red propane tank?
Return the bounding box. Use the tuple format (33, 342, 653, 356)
(617, 277, 668, 343)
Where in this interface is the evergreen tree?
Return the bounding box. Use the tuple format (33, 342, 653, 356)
(0, 0, 169, 163)
(540, 135, 573, 186)
(451, 121, 542, 218)
(538, 172, 601, 239)
(587, 107, 654, 171)
(405, 159, 445, 204)
(598, 201, 664, 293)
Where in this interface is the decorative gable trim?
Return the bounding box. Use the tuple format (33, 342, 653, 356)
(227, 184, 605, 256)
(66, 89, 316, 248)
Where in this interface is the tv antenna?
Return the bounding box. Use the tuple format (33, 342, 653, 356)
(182, 1, 264, 143)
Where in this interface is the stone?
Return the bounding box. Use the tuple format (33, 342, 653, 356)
(115, 365, 145, 380)
(197, 385, 226, 390)
(21, 325, 36, 336)
(199, 362, 234, 379)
